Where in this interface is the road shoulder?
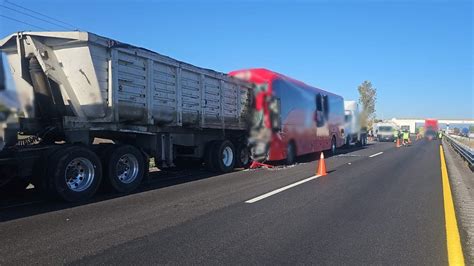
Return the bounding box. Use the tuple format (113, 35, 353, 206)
(443, 139, 474, 264)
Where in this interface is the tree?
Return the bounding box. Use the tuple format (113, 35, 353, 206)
(358, 81, 377, 129)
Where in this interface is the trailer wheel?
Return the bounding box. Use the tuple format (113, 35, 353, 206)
(46, 146, 102, 202)
(204, 141, 218, 171)
(235, 143, 251, 168)
(103, 145, 145, 193)
(0, 177, 29, 197)
(212, 140, 236, 173)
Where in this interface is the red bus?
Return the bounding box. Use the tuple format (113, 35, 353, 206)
(230, 69, 345, 164)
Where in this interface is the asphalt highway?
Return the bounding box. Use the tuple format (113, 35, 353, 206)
(0, 140, 460, 264)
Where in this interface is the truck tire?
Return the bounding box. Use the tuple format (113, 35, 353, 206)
(235, 143, 251, 168)
(103, 145, 145, 193)
(204, 141, 218, 171)
(286, 141, 296, 165)
(46, 146, 102, 202)
(0, 165, 28, 196)
(345, 137, 350, 148)
(0, 178, 29, 197)
(211, 140, 236, 173)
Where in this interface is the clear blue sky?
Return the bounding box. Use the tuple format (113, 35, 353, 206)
(0, 0, 472, 119)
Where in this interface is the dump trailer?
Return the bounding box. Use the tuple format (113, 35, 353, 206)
(0, 31, 253, 201)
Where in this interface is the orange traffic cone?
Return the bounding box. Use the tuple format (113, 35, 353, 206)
(316, 152, 327, 176)
(396, 138, 400, 148)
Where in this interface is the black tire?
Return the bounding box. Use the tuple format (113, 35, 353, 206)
(46, 146, 102, 202)
(103, 145, 145, 193)
(286, 141, 296, 165)
(0, 164, 27, 197)
(204, 141, 218, 171)
(211, 140, 236, 173)
(235, 143, 251, 168)
(330, 137, 337, 155)
(0, 178, 29, 197)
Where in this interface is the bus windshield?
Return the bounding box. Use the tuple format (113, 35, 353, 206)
(379, 126, 393, 132)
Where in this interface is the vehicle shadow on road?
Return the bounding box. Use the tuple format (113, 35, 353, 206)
(294, 143, 373, 164)
(0, 167, 227, 222)
(0, 143, 374, 222)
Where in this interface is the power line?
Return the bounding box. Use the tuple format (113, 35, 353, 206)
(4, 0, 79, 30)
(0, 14, 49, 31)
(0, 4, 68, 30)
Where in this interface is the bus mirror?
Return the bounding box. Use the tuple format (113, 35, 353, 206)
(269, 96, 281, 132)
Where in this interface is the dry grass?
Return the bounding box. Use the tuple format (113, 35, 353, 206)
(451, 135, 474, 149)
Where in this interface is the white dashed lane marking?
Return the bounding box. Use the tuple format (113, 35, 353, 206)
(369, 152, 384, 158)
(245, 175, 322, 204)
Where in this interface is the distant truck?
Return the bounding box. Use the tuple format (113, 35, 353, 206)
(0, 31, 254, 201)
(400, 125, 410, 133)
(376, 123, 396, 142)
(343, 101, 367, 147)
(424, 119, 439, 140)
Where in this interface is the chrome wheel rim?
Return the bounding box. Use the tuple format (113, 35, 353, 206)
(222, 146, 234, 167)
(116, 154, 139, 184)
(65, 157, 95, 192)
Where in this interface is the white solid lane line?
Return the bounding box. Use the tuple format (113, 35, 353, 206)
(245, 175, 322, 204)
(369, 152, 384, 158)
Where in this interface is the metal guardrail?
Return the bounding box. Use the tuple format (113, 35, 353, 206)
(444, 134, 474, 170)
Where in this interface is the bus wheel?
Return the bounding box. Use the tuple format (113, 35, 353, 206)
(212, 140, 236, 173)
(46, 146, 102, 202)
(235, 143, 251, 168)
(286, 142, 296, 165)
(331, 137, 337, 155)
(103, 145, 145, 193)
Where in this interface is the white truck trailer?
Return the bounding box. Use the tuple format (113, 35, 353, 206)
(0, 31, 253, 201)
(375, 123, 398, 142)
(343, 101, 367, 147)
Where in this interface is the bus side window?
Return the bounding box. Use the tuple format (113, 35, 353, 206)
(323, 95, 329, 120)
(316, 93, 323, 112)
(315, 93, 325, 127)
